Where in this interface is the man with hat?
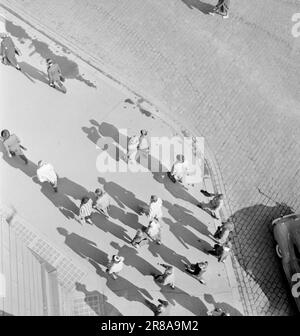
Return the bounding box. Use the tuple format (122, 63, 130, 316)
(168, 154, 190, 183)
(93, 188, 111, 217)
(36, 160, 58, 192)
(46, 58, 66, 92)
(0, 33, 21, 70)
(106, 255, 125, 280)
(1, 129, 28, 164)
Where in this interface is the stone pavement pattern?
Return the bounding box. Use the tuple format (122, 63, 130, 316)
(0, 8, 243, 316)
(1, 0, 300, 315)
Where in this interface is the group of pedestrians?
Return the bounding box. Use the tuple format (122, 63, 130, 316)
(1, 29, 234, 316)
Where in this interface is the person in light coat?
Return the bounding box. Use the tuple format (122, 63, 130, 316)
(79, 197, 93, 225)
(0, 33, 21, 70)
(36, 160, 58, 192)
(146, 218, 162, 245)
(46, 58, 66, 92)
(106, 255, 125, 280)
(127, 134, 139, 163)
(168, 154, 189, 183)
(1, 129, 28, 164)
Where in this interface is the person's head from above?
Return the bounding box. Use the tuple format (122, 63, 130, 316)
(38, 160, 46, 167)
(198, 261, 208, 268)
(46, 58, 53, 66)
(165, 266, 174, 275)
(150, 195, 158, 203)
(140, 129, 148, 136)
(112, 255, 122, 263)
(81, 196, 90, 205)
(224, 240, 232, 249)
(1, 129, 10, 140)
(95, 188, 103, 197)
(176, 154, 185, 162)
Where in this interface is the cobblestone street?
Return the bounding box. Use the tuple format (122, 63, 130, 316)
(1, 0, 300, 315)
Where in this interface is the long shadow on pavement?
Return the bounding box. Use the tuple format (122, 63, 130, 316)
(229, 203, 298, 315)
(181, 0, 214, 14)
(111, 242, 161, 276)
(19, 61, 48, 84)
(75, 282, 123, 316)
(5, 20, 96, 88)
(204, 293, 243, 316)
(164, 200, 210, 237)
(109, 205, 141, 231)
(89, 258, 154, 311)
(57, 227, 109, 266)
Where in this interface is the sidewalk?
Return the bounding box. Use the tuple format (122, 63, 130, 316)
(0, 8, 244, 315)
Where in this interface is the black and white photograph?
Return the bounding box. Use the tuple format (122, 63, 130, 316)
(0, 0, 299, 320)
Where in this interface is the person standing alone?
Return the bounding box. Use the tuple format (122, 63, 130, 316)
(1, 129, 28, 164)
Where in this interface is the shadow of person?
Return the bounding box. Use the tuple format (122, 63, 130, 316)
(57, 227, 109, 266)
(204, 293, 243, 316)
(89, 258, 154, 310)
(92, 212, 132, 244)
(19, 61, 48, 84)
(98, 177, 147, 213)
(181, 0, 214, 14)
(229, 202, 298, 315)
(163, 201, 210, 237)
(5, 20, 97, 88)
(75, 282, 123, 316)
(153, 172, 200, 205)
(0, 145, 78, 219)
(82, 125, 101, 145)
(148, 241, 190, 269)
(163, 217, 207, 251)
(111, 242, 160, 276)
(159, 285, 208, 316)
(109, 206, 141, 231)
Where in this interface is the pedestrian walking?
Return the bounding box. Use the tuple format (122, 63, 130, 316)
(153, 263, 175, 289)
(137, 129, 150, 159)
(127, 134, 139, 163)
(131, 227, 149, 248)
(185, 261, 208, 284)
(36, 160, 58, 192)
(1, 129, 28, 164)
(208, 240, 232, 263)
(209, 0, 230, 19)
(197, 191, 224, 220)
(146, 218, 162, 245)
(168, 154, 189, 183)
(93, 188, 111, 217)
(46, 58, 66, 93)
(0, 33, 21, 70)
(154, 299, 171, 316)
(213, 219, 234, 244)
(106, 255, 125, 280)
(139, 195, 163, 221)
(79, 197, 93, 225)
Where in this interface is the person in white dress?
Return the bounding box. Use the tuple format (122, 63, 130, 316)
(106, 255, 125, 280)
(36, 160, 58, 192)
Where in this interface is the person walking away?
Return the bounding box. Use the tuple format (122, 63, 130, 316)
(79, 197, 93, 225)
(185, 261, 208, 284)
(0, 33, 21, 70)
(154, 299, 171, 316)
(146, 218, 162, 245)
(168, 154, 189, 183)
(1, 129, 28, 164)
(46, 58, 66, 93)
(131, 227, 149, 248)
(36, 160, 58, 192)
(153, 263, 175, 289)
(213, 219, 234, 244)
(93, 188, 111, 217)
(209, 0, 230, 19)
(197, 192, 224, 220)
(106, 255, 125, 280)
(127, 134, 139, 163)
